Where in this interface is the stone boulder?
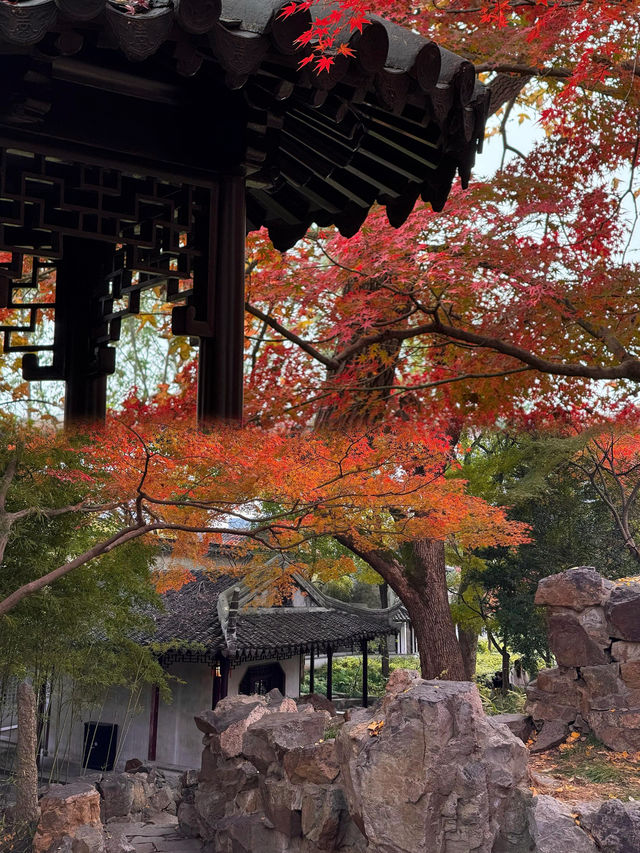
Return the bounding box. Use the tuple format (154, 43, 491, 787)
(242, 710, 329, 775)
(300, 784, 350, 850)
(534, 567, 611, 610)
(283, 739, 341, 785)
(196, 692, 298, 760)
(611, 641, 640, 662)
(606, 581, 640, 642)
(578, 798, 640, 853)
(213, 812, 293, 853)
(492, 713, 535, 743)
(528, 795, 597, 853)
(588, 708, 640, 752)
(380, 668, 421, 712)
(33, 782, 102, 853)
(298, 692, 337, 716)
(529, 720, 569, 754)
(98, 773, 147, 820)
(336, 678, 529, 853)
(547, 611, 608, 667)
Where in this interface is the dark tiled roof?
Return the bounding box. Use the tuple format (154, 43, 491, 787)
(236, 607, 396, 655)
(152, 574, 235, 651)
(151, 572, 395, 658)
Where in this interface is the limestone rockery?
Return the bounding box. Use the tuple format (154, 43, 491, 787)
(526, 566, 640, 752)
(177, 673, 536, 853)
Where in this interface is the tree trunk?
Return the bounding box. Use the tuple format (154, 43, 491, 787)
(458, 627, 478, 681)
(379, 583, 390, 678)
(340, 536, 465, 680)
(315, 279, 464, 682)
(501, 641, 511, 696)
(15, 679, 40, 826)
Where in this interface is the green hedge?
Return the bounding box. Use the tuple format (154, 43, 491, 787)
(302, 655, 420, 698)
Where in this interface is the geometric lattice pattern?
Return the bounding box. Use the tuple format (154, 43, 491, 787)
(0, 148, 204, 267)
(0, 151, 206, 380)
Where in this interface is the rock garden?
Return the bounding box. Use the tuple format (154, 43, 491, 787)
(10, 567, 640, 853)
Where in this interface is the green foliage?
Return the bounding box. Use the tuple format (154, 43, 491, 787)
(474, 640, 503, 678)
(302, 654, 420, 698)
(0, 424, 167, 698)
(456, 432, 637, 671)
(477, 685, 526, 715)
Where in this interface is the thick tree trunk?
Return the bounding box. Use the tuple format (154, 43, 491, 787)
(15, 680, 40, 826)
(458, 627, 478, 681)
(340, 536, 465, 681)
(378, 583, 390, 678)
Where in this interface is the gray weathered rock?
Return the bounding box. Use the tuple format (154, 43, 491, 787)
(606, 582, 640, 642)
(578, 799, 640, 853)
(213, 813, 294, 853)
(588, 708, 640, 752)
(300, 784, 349, 850)
(547, 611, 608, 667)
(611, 641, 640, 662)
(98, 774, 146, 820)
(528, 795, 597, 853)
(71, 824, 106, 853)
(529, 720, 569, 754)
(196, 693, 298, 759)
(104, 829, 135, 853)
(177, 801, 201, 838)
(580, 664, 625, 698)
(336, 678, 528, 853)
(297, 693, 337, 716)
(259, 777, 302, 837)
(492, 714, 535, 743)
(491, 787, 535, 853)
(534, 567, 611, 610)
(535, 667, 579, 694)
(242, 711, 329, 775)
(526, 687, 579, 725)
(284, 740, 341, 785)
(620, 662, 640, 689)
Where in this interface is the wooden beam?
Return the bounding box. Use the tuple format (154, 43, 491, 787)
(309, 649, 315, 694)
(147, 685, 160, 762)
(362, 639, 369, 708)
(326, 647, 333, 703)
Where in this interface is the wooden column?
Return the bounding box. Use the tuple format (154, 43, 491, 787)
(326, 647, 333, 702)
(147, 685, 160, 762)
(56, 237, 115, 425)
(309, 649, 315, 694)
(220, 657, 230, 701)
(196, 175, 246, 425)
(362, 639, 369, 708)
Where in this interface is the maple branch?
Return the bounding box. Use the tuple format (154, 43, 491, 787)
(334, 366, 532, 393)
(0, 523, 155, 617)
(245, 303, 338, 369)
(428, 320, 640, 381)
(0, 515, 323, 618)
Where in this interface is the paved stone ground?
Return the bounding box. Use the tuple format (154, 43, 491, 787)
(106, 812, 203, 853)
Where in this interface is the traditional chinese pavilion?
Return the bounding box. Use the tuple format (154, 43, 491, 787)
(0, 0, 488, 424)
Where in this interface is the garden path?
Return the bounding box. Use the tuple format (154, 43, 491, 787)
(105, 812, 203, 853)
